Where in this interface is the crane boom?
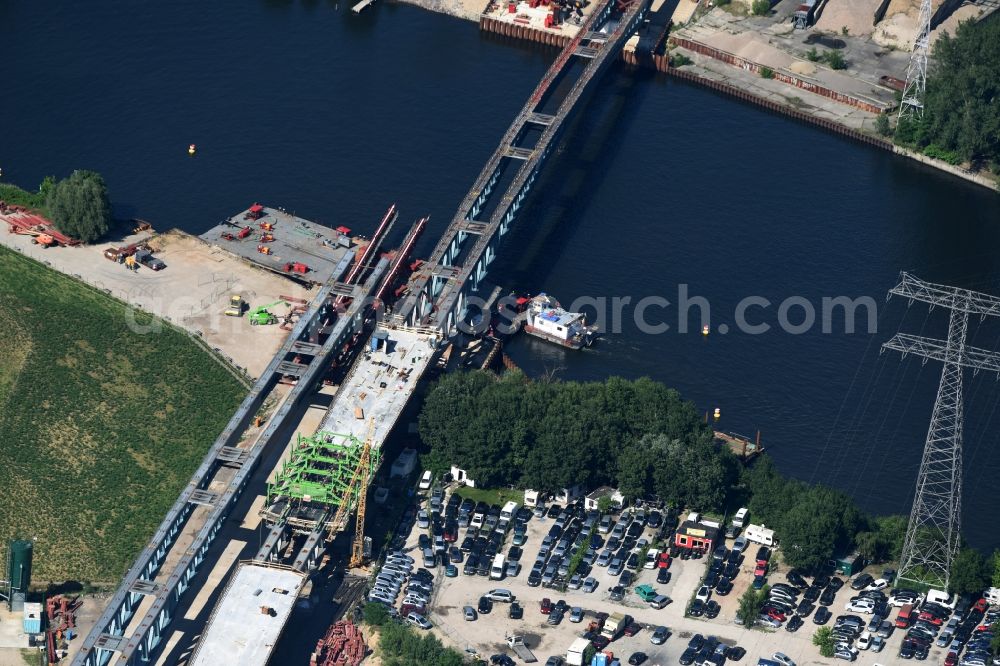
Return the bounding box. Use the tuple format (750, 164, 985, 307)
(326, 418, 376, 571)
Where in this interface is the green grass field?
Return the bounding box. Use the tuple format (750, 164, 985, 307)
(0, 246, 245, 583)
(453, 486, 523, 508)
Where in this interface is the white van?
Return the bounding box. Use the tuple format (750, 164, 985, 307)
(733, 507, 749, 528)
(490, 554, 506, 580)
(926, 588, 956, 609)
(500, 501, 519, 521)
(418, 470, 432, 490)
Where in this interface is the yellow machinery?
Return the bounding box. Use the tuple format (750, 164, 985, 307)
(327, 419, 375, 569)
(224, 294, 245, 317)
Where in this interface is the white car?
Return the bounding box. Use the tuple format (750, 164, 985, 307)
(773, 652, 795, 666)
(864, 578, 888, 592)
(406, 612, 433, 630)
(845, 599, 875, 614)
(696, 585, 711, 602)
(857, 630, 872, 650)
(644, 549, 660, 569)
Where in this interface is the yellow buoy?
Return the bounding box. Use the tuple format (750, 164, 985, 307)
(713, 407, 721, 419)
(702, 324, 710, 336)
(188, 144, 197, 155)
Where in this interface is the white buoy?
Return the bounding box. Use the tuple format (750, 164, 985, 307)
(188, 144, 197, 156)
(713, 407, 721, 419)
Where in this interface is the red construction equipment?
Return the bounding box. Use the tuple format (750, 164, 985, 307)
(282, 262, 309, 274)
(1, 202, 80, 246)
(45, 594, 82, 664)
(335, 225, 352, 235)
(245, 203, 265, 220)
(258, 245, 272, 255)
(237, 226, 252, 239)
(310, 620, 366, 666)
(259, 233, 275, 243)
(260, 222, 274, 231)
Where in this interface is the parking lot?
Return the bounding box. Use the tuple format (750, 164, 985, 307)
(374, 483, 993, 666)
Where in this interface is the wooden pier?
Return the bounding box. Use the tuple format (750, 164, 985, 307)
(352, 0, 376, 13)
(714, 430, 764, 462)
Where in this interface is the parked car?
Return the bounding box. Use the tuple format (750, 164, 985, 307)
(478, 596, 493, 614)
(406, 612, 432, 630)
(650, 626, 669, 645)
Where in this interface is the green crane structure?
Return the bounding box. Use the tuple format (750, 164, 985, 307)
(265, 429, 380, 528)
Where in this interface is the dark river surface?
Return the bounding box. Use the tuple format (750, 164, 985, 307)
(4, 0, 1000, 655)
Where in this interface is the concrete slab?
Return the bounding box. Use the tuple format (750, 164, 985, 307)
(189, 564, 306, 666)
(316, 326, 438, 450)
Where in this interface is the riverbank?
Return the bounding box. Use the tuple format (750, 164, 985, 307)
(395, 0, 997, 193)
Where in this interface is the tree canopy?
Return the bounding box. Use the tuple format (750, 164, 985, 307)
(950, 547, 992, 596)
(46, 169, 111, 243)
(418, 371, 738, 511)
(896, 16, 1000, 167)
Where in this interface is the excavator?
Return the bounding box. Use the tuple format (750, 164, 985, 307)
(248, 300, 287, 326)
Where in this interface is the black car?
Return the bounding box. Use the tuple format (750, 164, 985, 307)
(478, 596, 493, 613)
(787, 570, 808, 589)
(755, 546, 771, 563)
(628, 652, 648, 665)
(724, 562, 740, 579)
(689, 600, 705, 617)
(797, 600, 815, 617)
(705, 600, 720, 619)
(648, 511, 663, 528)
(508, 602, 524, 619)
(679, 648, 697, 666)
(610, 585, 625, 601)
(657, 568, 672, 585)
(490, 655, 516, 666)
(715, 577, 732, 595)
(547, 505, 560, 518)
(688, 635, 705, 651)
(620, 570, 635, 586)
(813, 606, 832, 625)
(527, 571, 541, 587)
(786, 615, 804, 632)
(827, 576, 844, 591)
(627, 521, 643, 538)
(704, 572, 720, 588)
(803, 585, 822, 602)
(819, 588, 837, 606)
(850, 573, 874, 590)
(725, 647, 746, 661)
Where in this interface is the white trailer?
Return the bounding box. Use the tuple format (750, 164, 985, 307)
(506, 635, 537, 663)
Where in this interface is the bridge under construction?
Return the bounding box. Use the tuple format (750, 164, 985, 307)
(72, 0, 650, 663)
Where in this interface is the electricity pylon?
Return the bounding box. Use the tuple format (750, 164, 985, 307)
(882, 273, 1000, 589)
(898, 0, 932, 120)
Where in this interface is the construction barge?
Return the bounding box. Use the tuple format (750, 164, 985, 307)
(201, 204, 356, 286)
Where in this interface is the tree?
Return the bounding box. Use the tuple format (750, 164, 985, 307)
(46, 170, 111, 243)
(362, 601, 390, 626)
(813, 626, 835, 657)
(875, 113, 891, 137)
(737, 585, 765, 627)
(825, 51, 847, 70)
(992, 550, 1000, 588)
(751, 0, 770, 14)
(779, 486, 862, 571)
(950, 547, 991, 596)
(900, 18, 1000, 166)
(596, 495, 613, 514)
(854, 515, 907, 563)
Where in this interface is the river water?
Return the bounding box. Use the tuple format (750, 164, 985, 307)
(4, 0, 1000, 615)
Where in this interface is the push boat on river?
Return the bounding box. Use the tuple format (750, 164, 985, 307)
(520, 293, 598, 350)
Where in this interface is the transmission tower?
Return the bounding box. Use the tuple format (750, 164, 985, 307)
(898, 0, 933, 120)
(882, 273, 1000, 589)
